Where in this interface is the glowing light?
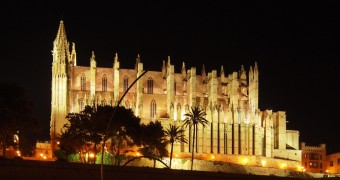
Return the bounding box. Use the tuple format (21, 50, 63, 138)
(57, 141, 60, 145)
(40, 153, 43, 157)
(243, 158, 249, 165)
(297, 166, 304, 172)
(211, 155, 215, 160)
(280, 163, 287, 169)
(43, 156, 47, 159)
(175, 154, 178, 157)
(89, 153, 95, 158)
(136, 152, 140, 156)
(261, 160, 266, 167)
(326, 169, 330, 173)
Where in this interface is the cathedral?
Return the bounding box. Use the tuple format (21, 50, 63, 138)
(50, 20, 301, 168)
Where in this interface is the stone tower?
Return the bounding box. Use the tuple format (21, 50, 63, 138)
(50, 20, 73, 152)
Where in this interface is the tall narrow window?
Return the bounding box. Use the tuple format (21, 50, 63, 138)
(147, 77, 153, 94)
(176, 103, 181, 120)
(79, 98, 84, 112)
(102, 74, 107, 92)
(123, 76, 129, 92)
(81, 73, 86, 91)
(150, 99, 156, 118)
(174, 81, 176, 95)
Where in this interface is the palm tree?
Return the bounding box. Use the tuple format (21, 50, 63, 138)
(164, 124, 188, 168)
(183, 106, 209, 171)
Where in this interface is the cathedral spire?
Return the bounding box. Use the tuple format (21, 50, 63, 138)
(201, 64, 207, 83)
(114, 53, 119, 63)
(162, 60, 167, 78)
(135, 54, 141, 70)
(113, 52, 119, 70)
(90, 51, 96, 67)
(167, 56, 171, 67)
(53, 20, 70, 64)
(55, 20, 67, 44)
(220, 65, 225, 78)
(220, 65, 225, 83)
(136, 54, 141, 63)
(70, 42, 77, 66)
(249, 65, 254, 81)
(254, 61, 258, 72)
(181, 62, 187, 80)
(240, 65, 247, 83)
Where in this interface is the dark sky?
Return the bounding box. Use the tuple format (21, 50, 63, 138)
(1, 1, 340, 154)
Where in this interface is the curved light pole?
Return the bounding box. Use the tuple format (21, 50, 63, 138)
(101, 69, 149, 180)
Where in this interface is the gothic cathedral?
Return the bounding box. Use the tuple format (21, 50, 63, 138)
(50, 20, 301, 166)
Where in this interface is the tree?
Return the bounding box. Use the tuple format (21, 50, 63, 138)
(0, 83, 38, 157)
(164, 124, 187, 168)
(139, 121, 168, 167)
(59, 105, 141, 164)
(103, 106, 141, 166)
(183, 106, 209, 170)
(59, 110, 91, 163)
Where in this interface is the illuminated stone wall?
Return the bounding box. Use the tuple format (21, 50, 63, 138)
(301, 142, 326, 173)
(326, 152, 340, 174)
(50, 20, 301, 168)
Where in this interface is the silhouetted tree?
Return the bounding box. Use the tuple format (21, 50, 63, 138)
(140, 121, 168, 167)
(183, 107, 209, 170)
(164, 124, 187, 168)
(0, 83, 38, 157)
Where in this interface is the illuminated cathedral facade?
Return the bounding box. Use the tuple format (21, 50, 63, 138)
(50, 20, 301, 167)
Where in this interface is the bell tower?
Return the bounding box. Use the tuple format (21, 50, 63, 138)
(50, 20, 70, 153)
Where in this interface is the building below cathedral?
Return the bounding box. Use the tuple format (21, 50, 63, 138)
(50, 20, 302, 170)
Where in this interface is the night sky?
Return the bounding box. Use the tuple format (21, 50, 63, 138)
(1, 1, 339, 154)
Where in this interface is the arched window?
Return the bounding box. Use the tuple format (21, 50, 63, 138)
(79, 98, 84, 112)
(147, 77, 153, 94)
(81, 74, 86, 91)
(123, 76, 129, 92)
(102, 74, 107, 92)
(150, 99, 156, 118)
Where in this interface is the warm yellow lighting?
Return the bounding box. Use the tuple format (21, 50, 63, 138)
(43, 156, 47, 159)
(326, 169, 330, 173)
(211, 155, 215, 160)
(57, 141, 60, 145)
(40, 153, 43, 157)
(16, 150, 20, 154)
(89, 153, 95, 158)
(280, 163, 287, 169)
(261, 160, 266, 167)
(297, 166, 304, 172)
(136, 152, 140, 156)
(243, 158, 249, 165)
(175, 154, 178, 157)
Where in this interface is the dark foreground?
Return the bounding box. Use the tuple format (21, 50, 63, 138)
(0, 158, 336, 180)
